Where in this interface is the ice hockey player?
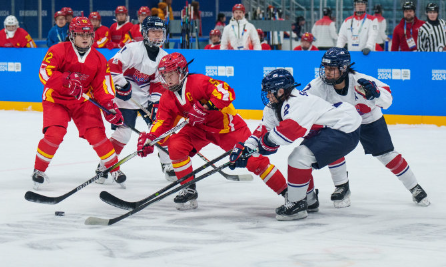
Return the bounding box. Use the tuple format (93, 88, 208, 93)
(34, 17, 125, 189)
(204, 29, 221, 50)
(229, 68, 361, 221)
(89, 12, 110, 48)
(137, 52, 288, 210)
(107, 16, 174, 181)
(129, 6, 151, 42)
(107, 6, 133, 49)
(0, 15, 36, 48)
(304, 47, 430, 207)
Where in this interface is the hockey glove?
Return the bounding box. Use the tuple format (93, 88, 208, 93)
(362, 47, 371, 55)
(137, 132, 156, 157)
(106, 42, 119, 50)
(115, 82, 132, 101)
(188, 102, 209, 126)
(145, 101, 159, 125)
(356, 78, 381, 100)
(229, 142, 255, 170)
(259, 132, 280, 155)
(62, 72, 83, 100)
(102, 101, 124, 126)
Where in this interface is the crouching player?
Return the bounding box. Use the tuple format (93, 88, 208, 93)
(229, 69, 362, 221)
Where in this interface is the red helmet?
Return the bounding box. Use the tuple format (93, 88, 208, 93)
(61, 7, 73, 16)
(158, 53, 189, 92)
(89, 12, 101, 21)
(210, 29, 221, 38)
(69, 17, 94, 52)
(301, 32, 314, 43)
(232, 4, 246, 13)
(138, 6, 151, 16)
(257, 28, 265, 39)
(115, 6, 128, 15)
(54, 10, 66, 19)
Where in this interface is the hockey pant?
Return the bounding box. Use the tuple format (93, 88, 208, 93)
(168, 125, 287, 194)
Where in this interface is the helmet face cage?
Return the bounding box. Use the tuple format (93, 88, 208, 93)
(319, 48, 351, 86)
(142, 16, 166, 47)
(158, 53, 189, 92)
(69, 17, 95, 53)
(4, 15, 18, 32)
(261, 69, 298, 109)
(354, 0, 368, 15)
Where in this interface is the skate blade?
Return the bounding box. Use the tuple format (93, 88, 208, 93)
(33, 182, 41, 190)
(118, 182, 126, 189)
(307, 207, 319, 213)
(175, 199, 198, 211)
(333, 196, 351, 208)
(276, 210, 308, 221)
(414, 197, 430, 207)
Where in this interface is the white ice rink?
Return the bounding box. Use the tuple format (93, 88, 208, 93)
(1, 110, 445, 267)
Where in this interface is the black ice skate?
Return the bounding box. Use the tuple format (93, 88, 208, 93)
(32, 169, 49, 190)
(331, 181, 351, 208)
(410, 184, 430, 206)
(174, 185, 198, 210)
(95, 163, 108, 184)
(275, 198, 308, 221)
(111, 170, 127, 189)
(161, 162, 177, 182)
(307, 189, 319, 212)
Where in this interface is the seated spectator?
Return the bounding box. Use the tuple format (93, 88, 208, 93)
(0, 15, 36, 48)
(61, 7, 73, 24)
(215, 13, 226, 33)
(293, 32, 318, 50)
(89, 12, 109, 48)
(47, 10, 68, 48)
(107, 6, 133, 49)
(129, 6, 151, 42)
(204, 29, 221, 49)
(257, 28, 272, 50)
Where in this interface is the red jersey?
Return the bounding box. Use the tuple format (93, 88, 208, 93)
(261, 42, 272, 50)
(39, 42, 115, 106)
(129, 24, 144, 42)
(93, 25, 109, 48)
(109, 21, 133, 46)
(0, 28, 36, 48)
(391, 17, 425, 51)
(204, 43, 221, 49)
(293, 45, 319, 51)
(151, 74, 247, 138)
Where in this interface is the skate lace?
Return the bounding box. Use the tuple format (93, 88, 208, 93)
(111, 170, 123, 178)
(163, 163, 174, 172)
(284, 201, 295, 210)
(411, 186, 422, 197)
(333, 187, 345, 194)
(178, 188, 195, 196)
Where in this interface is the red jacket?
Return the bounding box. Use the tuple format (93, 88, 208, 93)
(0, 28, 36, 48)
(204, 43, 221, 49)
(109, 21, 133, 46)
(92, 25, 109, 48)
(391, 17, 425, 51)
(293, 45, 319, 51)
(261, 42, 272, 50)
(129, 24, 144, 42)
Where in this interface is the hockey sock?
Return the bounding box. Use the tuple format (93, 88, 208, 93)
(110, 138, 126, 155)
(34, 126, 67, 172)
(328, 157, 348, 186)
(287, 166, 313, 203)
(246, 155, 287, 194)
(172, 156, 194, 184)
(377, 151, 418, 190)
(84, 128, 119, 170)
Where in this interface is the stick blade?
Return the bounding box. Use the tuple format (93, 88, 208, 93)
(24, 191, 60, 204)
(84, 216, 110, 226)
(99, 191, 136, 210)
(225, 174, 254, 181)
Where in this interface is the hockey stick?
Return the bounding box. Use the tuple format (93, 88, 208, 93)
(129, 97, 253, 182)
(24, 120, 188, 205)
(99, 149, 232, 210)
(86, 160, 237, 226)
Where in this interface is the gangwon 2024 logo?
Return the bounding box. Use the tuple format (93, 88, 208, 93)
(205, 66, 234, 77)
(432, 70, 446, 80)
(378, 69, 410, 80)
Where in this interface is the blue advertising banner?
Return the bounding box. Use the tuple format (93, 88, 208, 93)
(0, 47, 445, 117)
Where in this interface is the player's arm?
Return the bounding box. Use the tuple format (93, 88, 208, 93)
(96, 28, 109, 48)
(204, 78, 235, 110)
(23, 30, 36, 48)
(39, 48, 65, 88)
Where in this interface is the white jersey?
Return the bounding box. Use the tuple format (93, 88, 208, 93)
(220, 18, 261, 50)
(337, 13, 378, 51)
(247, 89, 361, 147)
(304, 72, 392, 124)
(109, 41, 168, 109)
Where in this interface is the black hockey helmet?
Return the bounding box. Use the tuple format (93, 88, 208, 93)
(426, 3, 439, 13)
(402, 1, 416, 11)
(261, 69, 300, 109)
(141, 16, 166, 47)
(323, 7, 332, 17)
(320, 47, 353, 86)
(374, 4, 382, 14)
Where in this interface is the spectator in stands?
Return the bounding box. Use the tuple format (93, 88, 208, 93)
(191, 1, 202, 37)
(0, 15, 36, 48)
(373, 4, 390, 50)
(337, 0, 378, 55)
(293, 32, 318, 50)
(89, 12, 109, 48)
(215, 13, 226, 33)
(391, 1, 424, 51)
(292, 16, 305, 40)
(162, 0, 174, 20)
(129, 6, 151, 42)
(312, 7, 338, 50)
(61, 7, 73, 24)
(221, 3, 261, 50)
(257, 28, 271, 50)
(47, 10, 68, 48)
(106, 6, 133, 49)
(204, 29, 221, 49)
(417, 3, 446, 52)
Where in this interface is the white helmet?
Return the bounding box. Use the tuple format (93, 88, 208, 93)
(4, 15, 19, 33)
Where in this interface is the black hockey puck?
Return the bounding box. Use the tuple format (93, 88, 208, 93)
(55, 211, 65, 216)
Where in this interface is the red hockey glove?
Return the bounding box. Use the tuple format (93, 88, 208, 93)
(102, 101, 124, 126)
(137, 132, 157, 157)
(62, 72, 83, 100)
(106, 42, 119, 50)
(187, 102, 209, 126)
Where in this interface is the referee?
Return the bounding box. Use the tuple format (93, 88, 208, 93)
(417, 3, 446, 52)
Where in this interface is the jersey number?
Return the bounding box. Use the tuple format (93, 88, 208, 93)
(43, 52, 53, 64)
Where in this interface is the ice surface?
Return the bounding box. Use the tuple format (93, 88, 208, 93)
(1, 110, 445, 266)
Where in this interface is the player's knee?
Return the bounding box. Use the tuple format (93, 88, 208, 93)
(44, 126, 67, 145)
(288, 145, 314, 169)
(375, 150, 400, 165)
(168, 135, 192, 160)
(246, 155, 270, 174)
(84, 127, 108, 146)
(111, 127, 132, 144)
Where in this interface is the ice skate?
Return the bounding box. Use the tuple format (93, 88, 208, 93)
(307, 189, 319, 212)
(276, 198, 308, 221)
(94, 163, 108, 184)
(331, 181, 351, 208)
(32, 169, 49, 190)
(410, 184, 430, 206)
(111, 170, 127, 189)
(174, 185, 198, 210)
(161, 162, 177, 182)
